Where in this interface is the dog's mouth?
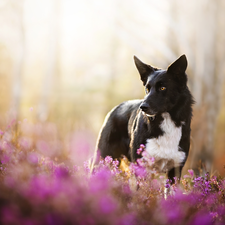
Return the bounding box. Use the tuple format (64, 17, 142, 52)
(139, 102, 157, 117)
(142, 111, 156, 120)
(145, 112, 156, 117)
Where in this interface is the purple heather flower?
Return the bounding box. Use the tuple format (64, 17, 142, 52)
(4, 176, 15, 188)
(83, 160, 90, 172)
(165, 183, 170, 188)
(45, 213, 63, 225)
(112, 160, 119, 168)
(141, 151, 148, 157)
(136, 148, 142, 155)
(165, 206, 184, 224)
(73, 165, 80, 173)
(36, 140, 51, 156)
(152, 179, 160, 189)
(209, 211, 218, 221)
(105, 156, 113, 164)
(19, 137, 32, 150)
(1, 207, 19, 224)
(90, 169, 111, 193)
(136, 158, 145, 167)
(122, 184, 132, 194)
(190, 211, 213, 225)
(120, 214, 136, 225)
(1, 119, 225, 224)
(132, 164, 146, 178)
(1, 154, 10, 164)
(99, 196, 117, 214)
(188, 169, 194, 178)
(165, 179, 170, 188)
(54, 166, 69, 178)
(27, 152, 39, 164)
(46, 160, 54, 171)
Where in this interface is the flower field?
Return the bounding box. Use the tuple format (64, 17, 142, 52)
(0, 118, 225, 225)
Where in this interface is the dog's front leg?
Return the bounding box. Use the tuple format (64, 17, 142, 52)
(129, 112, 149, 162)
(168, 166, 183, 184)
(129, 131, 141, 162)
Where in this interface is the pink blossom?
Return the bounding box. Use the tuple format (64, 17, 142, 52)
(105, 156, 113, 164)
(188, 169, 194, 178)
(99, 196, 117, 214)
(136, 148, 142, 155)
(27, 152, 38, 164)
(112, 160, 119, 168)
(141, 151, 148, 157)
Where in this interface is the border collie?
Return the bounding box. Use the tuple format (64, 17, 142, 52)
(93, 55, 194, 181)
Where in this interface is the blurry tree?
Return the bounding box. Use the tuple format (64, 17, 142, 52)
(0, 43, 11, 115)
(37, 0, 61, 122)
(8, 0, 25, 122)
(167, 0, 225, 174)
(103, 1, 118, 113)
(114, 0, 176, 65)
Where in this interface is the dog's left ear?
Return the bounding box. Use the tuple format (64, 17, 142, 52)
(134, 56, 154, 85)
(167, 55, 188, 75)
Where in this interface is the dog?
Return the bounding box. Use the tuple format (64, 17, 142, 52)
(92, 55, 194, 182)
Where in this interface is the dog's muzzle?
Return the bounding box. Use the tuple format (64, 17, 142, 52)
(140, 102, 150, 112)
(140, 102, 156, 120)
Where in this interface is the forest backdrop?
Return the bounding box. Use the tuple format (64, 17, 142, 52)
(0, 0, 224, 175)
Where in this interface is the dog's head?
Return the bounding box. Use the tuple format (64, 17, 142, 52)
(134, 55, 188, 117)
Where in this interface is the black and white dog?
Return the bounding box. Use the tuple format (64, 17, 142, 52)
(93, 55, 194, 181)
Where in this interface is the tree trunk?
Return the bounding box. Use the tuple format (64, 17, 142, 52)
(37, 0, 61, 121)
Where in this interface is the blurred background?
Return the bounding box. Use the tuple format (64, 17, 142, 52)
(0, 0, 224, 175)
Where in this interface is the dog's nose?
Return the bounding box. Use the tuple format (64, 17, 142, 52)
(140, 102, 150, 112)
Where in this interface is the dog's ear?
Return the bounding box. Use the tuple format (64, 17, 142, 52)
(134, 56, 154, 85)
(167, 55, 187, 75)
(167, 55, 188, 87)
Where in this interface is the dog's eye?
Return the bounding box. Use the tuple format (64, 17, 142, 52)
(160, 87, 166, 91)
(145, 87, 150, 93)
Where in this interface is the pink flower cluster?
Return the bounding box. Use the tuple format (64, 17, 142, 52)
(0, 120, 225, 225)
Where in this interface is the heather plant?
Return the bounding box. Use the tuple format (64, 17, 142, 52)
(0, 118, 225, 225)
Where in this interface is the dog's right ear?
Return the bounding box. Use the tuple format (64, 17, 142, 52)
(134, 56, 154, 85)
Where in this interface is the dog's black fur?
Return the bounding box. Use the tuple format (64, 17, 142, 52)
(94, 55, 194, 181)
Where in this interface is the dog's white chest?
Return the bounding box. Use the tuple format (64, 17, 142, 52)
(145, 113, 185, 172)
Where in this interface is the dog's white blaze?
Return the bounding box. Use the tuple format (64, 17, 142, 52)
(145, 112, 185, 172)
